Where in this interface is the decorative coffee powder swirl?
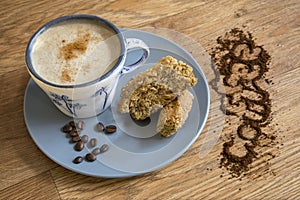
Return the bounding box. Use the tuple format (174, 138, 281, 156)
(210, 28, 276, 178)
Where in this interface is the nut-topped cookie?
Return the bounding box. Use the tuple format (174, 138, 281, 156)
(129, 82, 177, 120)
(157, 90, 194, 137)
(118, 56, 197, 114)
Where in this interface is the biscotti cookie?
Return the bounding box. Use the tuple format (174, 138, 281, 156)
(129, 82, 177, 120)
(118, 56, 197, 114)
(157, 90, 194, 137)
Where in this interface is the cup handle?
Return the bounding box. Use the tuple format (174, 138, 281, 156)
(121, 38, 150, 74)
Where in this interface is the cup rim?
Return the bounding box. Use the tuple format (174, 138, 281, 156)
(25, 14, 126, 89)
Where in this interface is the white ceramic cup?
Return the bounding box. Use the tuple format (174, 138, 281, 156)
(25, 14, 149, 118)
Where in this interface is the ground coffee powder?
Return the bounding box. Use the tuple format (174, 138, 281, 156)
(210, 28, 277, 178)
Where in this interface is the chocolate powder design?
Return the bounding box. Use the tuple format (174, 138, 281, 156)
(60, 33, 90, 61)
(210, 28, 275, 177)
(59, 33, 91, 83)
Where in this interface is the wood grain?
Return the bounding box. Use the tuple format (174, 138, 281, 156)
(0, 0, 299, 199)
(1, 171, 60, 200)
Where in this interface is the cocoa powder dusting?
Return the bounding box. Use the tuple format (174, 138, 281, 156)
(60, 33, 90, 61)
(59, 33, 90, 83)
(61, 69, 73, 82)
(210, 28, 279, 178)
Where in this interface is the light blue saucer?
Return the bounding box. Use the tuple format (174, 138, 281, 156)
(24, 29, 210, 178)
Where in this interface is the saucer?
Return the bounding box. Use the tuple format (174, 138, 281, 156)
(24, 29, 210, 178)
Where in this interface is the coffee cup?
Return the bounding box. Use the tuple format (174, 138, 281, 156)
(25, 14, 149, 118)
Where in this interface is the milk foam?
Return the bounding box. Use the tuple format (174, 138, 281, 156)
(31, 19, 121, 85)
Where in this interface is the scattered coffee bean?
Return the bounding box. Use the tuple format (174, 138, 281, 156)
(92, 147, 101, 155)
(71, 136, 81, 143)
(74, 141, 84, 151)
(62, 124, 73, 133)
(105, 125, 117, 134)
(73, 156, 83, 164)
(69, 121, 76, 127)
(81, 135, 89, 143)
(69, 129, 80, 137)
(90, 138, 97, 148)
(100, 144, 109, 153)
(85, 153, 96, 162)
(97, 122, 105, 132)
(61, 121, 117, 164)
(77, 120, 85, 130)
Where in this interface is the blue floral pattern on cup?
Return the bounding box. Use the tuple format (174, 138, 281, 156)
(50, 92, 86, 117)
(93, 85, 112, 110)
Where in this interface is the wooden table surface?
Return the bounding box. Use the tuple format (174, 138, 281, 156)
(1, 0, 299, 199)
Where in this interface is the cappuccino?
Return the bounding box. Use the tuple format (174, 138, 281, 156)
(31, 19, 121, 85)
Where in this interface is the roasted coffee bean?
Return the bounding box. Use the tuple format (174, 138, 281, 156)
(69, 121, 76, 127)
(85, 153, 96, 162)
(97, 122, 105, 132)
(81, 135, 89, 143)
(105, 125, 117, 134)
(92, 147, 101, 155)
(73, 156, 83, 164)
(69, 129, 80, 137)
(77, 120, 85, 130)
(100, 144, 109, 153)
(74, 141, 84, 151)
(62, 124, 73, 133)
(89, 138, 97, 148)
(71, 136, 81, 143)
